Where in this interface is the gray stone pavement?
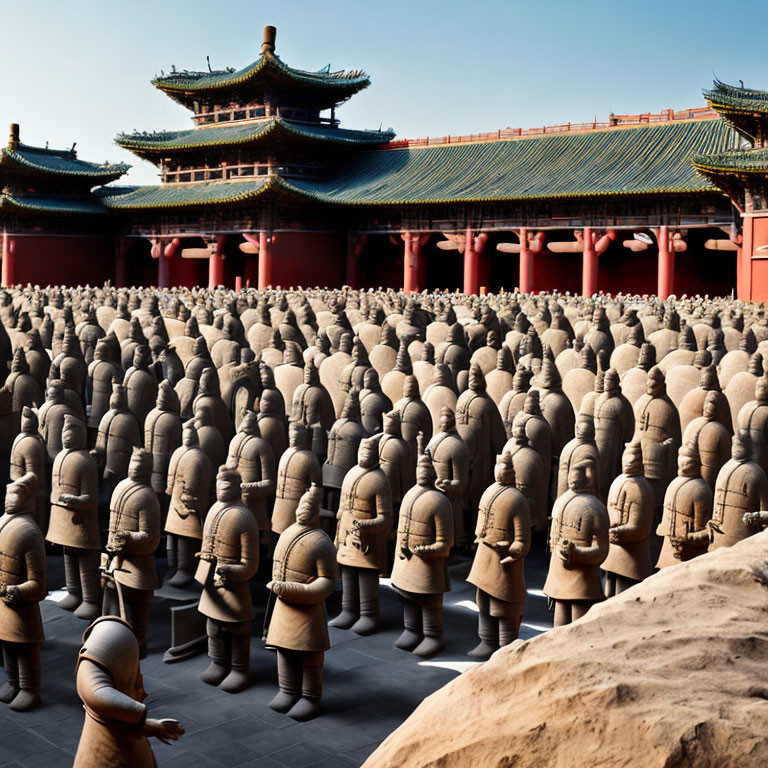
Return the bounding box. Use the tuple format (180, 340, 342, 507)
(0, 547, 552, 768)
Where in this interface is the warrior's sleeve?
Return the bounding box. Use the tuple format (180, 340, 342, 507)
(226, 524, 259, 583)
(277, 538, 337, 604)
(76, 660, 146, 726)
(758, 470, 768, 513)
(570, 511, 609, 566)
(309, 454, 322, 487)
(166, 447, 181, 496)
(17, 532, 46, 602)
(511, 497, 532, 557)
(67, 457, 98, 510)
(416, 499, 453, 558)
(242, 446, 276, 497)
(360, 477, 392, 531)
(689, 485, 714, 542)
(125, 494, 162, 556)
(612, 487, 650, 542)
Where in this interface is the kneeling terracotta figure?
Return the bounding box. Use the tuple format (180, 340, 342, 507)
(391, 437, 454, 658)
(196, 464, 260, 694)
(266, 484, 338, 721)
(0, 472, 46, 711)
(467, 452, 530, 659)
(543, 456, 609, 627)
(73, 616, 184, 768)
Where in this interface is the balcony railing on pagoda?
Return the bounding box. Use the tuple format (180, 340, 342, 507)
(191, 104, 337, 127)
(160, 162, 320, 183)
(384, 106, 718, 150)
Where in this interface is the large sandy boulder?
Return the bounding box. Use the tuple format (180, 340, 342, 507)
(365, 532, 768, 768)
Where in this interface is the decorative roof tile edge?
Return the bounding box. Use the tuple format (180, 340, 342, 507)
(0, 147, 130, 179)
(0, 193, 109, 215)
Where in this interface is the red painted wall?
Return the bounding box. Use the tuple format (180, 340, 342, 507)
(267, 232, 346, 289)
(531, 250, 582, 294)
(13, 235, 115, 287)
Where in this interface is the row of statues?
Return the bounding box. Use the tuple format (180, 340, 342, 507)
(0, 281, 766, 767)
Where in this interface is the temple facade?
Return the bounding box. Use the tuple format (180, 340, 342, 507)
(1, 26, 764, 298)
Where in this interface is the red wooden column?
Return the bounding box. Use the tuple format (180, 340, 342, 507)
(463, 228, 479, 295)
(656, 225, 674, 299)
(258, 231, 273, 289)
(581, 227, 598, 296)
(740, 215, 754, 301)
(1, 231, 15, 287)
(403, 232, 417, 292)
(208, 235, 226, 288)
(518, 228, 533, 293)
(158, 237, 181, 289)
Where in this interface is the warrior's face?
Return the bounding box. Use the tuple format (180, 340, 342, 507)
(439, 409, 455, 433)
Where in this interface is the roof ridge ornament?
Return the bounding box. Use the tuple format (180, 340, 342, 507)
(261, 25, 276, 55)
(8, 124, 19, 149)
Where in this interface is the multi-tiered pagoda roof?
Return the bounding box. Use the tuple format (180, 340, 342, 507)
(0, 124, 128, 220)
(693, 81, 768, 212)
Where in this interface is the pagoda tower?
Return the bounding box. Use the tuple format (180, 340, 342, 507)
(110, 25, 393, 288)
(0, 123, 128, 286)
(693, 80, 768, 300)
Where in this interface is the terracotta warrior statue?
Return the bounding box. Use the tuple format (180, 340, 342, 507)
(377, 410, 413, 525)
(266, 484, 338, 721)
(196, 464, 260, 693)
(144, 380, 183, 502)
(73, 616, 184, 767)
(164, 420, 214, 588)
(10, 406, 46, 528)
(557, 413, 601, 499)
(709, 430, 768, 550)
(503, 412, 547, 532)
(273, 422, 322, 534)
(391, 438, 454, 658)
(227, 409, 276, 534)
(123, 345, 158, 432)
(455, 362, 506, 510)
(737, 375, 768, 479)
(543, 456, 609, 626)
(466, 452, 530, 659)
(427, 406, 471, 547)
(656, 442, 713, 568)
(46, 415, 100, 620)
(602, 440, 655, 596)
(87, 337, 124, 444)
(633, 365, 682, 505)
(681, 390, 731, 492)
(0, 472, 46, 711)
(93, 382, 142, 485)
(38, 379, 74, 462)
(592, 368, 634, 500)
(102, 448, 160, 658)
(331, 436, 392, 635)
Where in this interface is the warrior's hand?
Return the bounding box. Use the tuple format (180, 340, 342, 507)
(743, 511, 766, 527)
(435, 478, 451, 491)
(412, 544, 430, 556)
(266, 580, 282, 596)
(558, 540, 573, 565)
(180, 490, 198, 505)
(608, 526, 623, 544)
(58, 493, 75, 506)
(506, 541, 525, 561)
(1, 585, 20, 604)
(110, 530, 129, 550)
(145, 718, 184, 744)
(214, 565, 231, 587)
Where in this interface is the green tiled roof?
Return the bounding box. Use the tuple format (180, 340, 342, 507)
(691, 148, 768, 174)
(0, 144, 129, 182)
(98, 118, 739, 211)
(300, 117, 738, 205)
(153, 52, 369, 109)
(703, 80, 768, 116)
(97, 178, 277, 209)
(0, 193, 108, 215)
(116, 118, 393, 158)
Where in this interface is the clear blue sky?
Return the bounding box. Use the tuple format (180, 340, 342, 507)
(1, 0, 766, 185)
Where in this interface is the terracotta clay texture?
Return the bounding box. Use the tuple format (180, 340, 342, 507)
(0, 472, 46, 711)
(73, 616, 184, 767)
(267, 484, 338, 721)
(466, 452, 530, 659)
(196, 464, 260, 693)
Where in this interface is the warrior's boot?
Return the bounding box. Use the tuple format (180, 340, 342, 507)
(74, 549, 101, 621)
(329, 565, 359, 629)
(394, 598, 423, 651)
(0, 644, 19, 703)
(168, 535, 199, 588)
(468, 611, 499, 660)
(201, 623, 230, 686)
(9, 644, 41, 712)
(350, 568, 380, 636)
(413, 602, 444, 658)
(270, 649, 301, 713)
(220, 634, 251, 694)
(498, 617, 520, 648)
(59, 548, 82, 611)
(287, 652, 323, 722)
(165, 535, 178, 583)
